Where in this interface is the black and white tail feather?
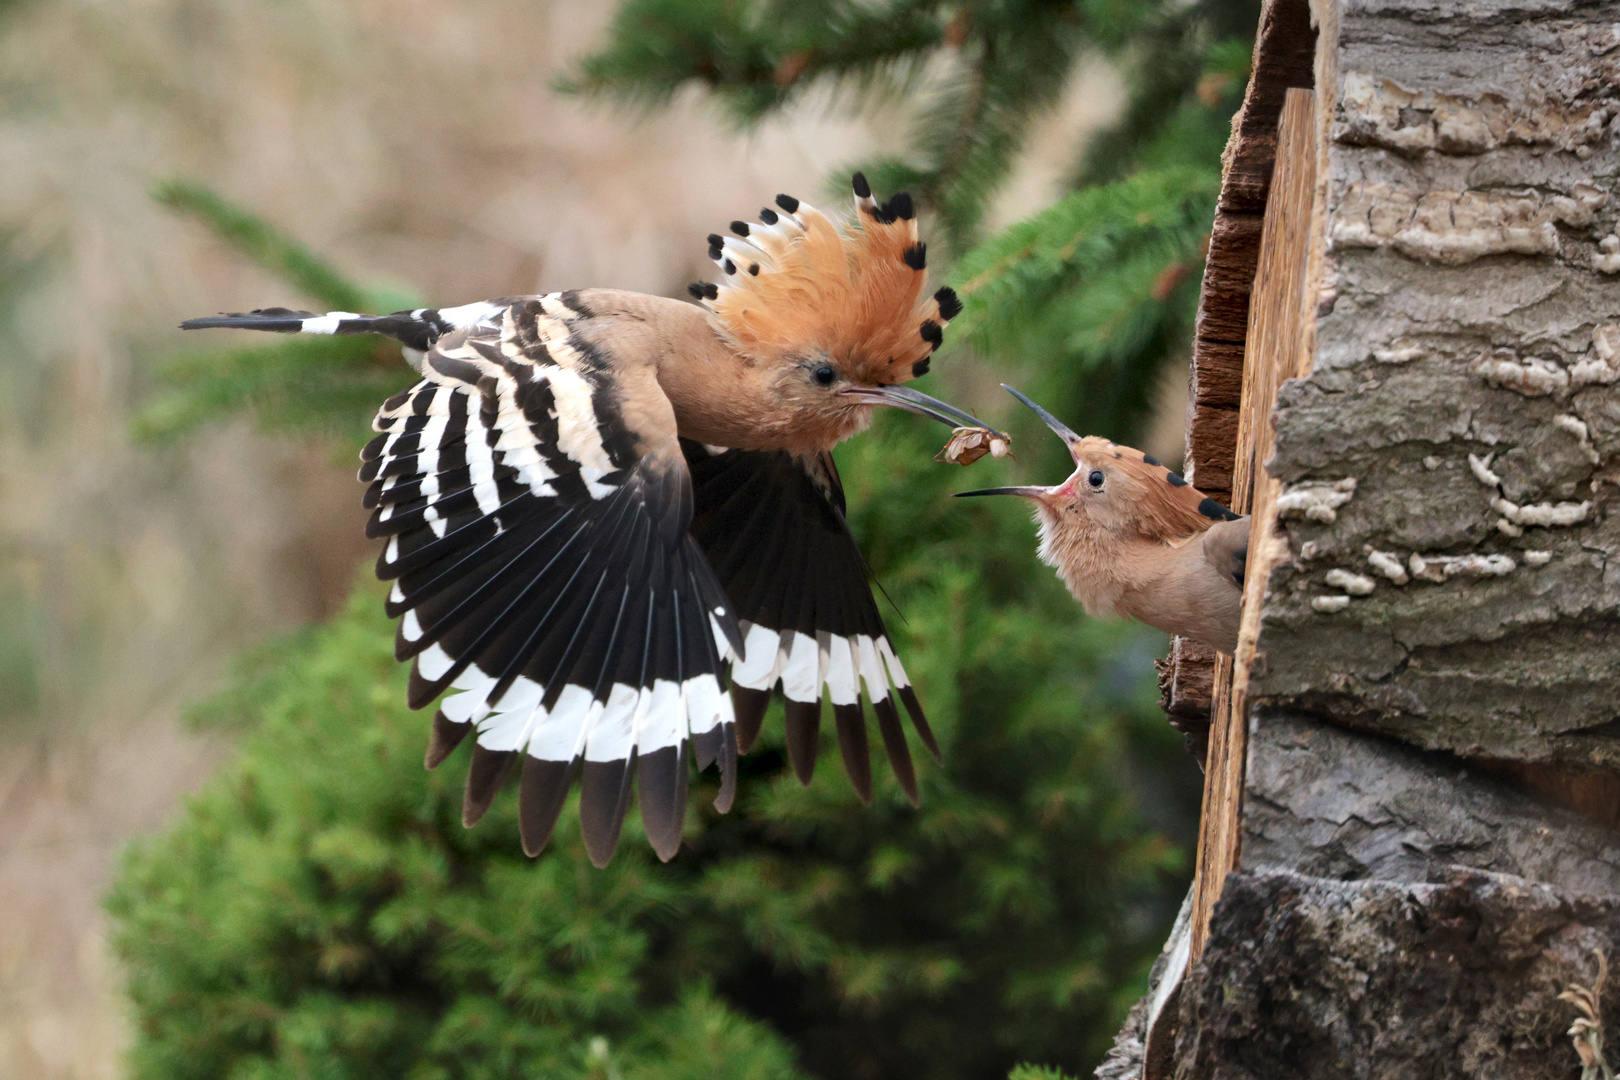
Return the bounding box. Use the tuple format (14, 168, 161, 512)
(181, 301, 512, 368)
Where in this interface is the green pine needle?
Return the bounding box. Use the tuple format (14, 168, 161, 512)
(946, 165, 1218, 439)
(557, 0, 943, 123)
(1009, 1066, 1082, 1080)
(133, 334, 412, 444)
(141, 183, 418, 445)
(155, 180, 371, 313)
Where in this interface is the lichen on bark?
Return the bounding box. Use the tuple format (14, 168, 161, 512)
(1254, 0, 1620, 771)
(1113, 3, 1620, 1077)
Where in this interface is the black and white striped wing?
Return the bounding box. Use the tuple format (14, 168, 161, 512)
(362, 294, 742, 867)
(682, 442, 939, 805)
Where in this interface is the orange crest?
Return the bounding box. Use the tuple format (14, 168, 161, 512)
(687, 174, 962, 385)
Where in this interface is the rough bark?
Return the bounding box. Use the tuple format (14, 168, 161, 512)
(1157, 639, 1217, 764)
(1175, 869, 1620, 1080)
(1112, 0, 1620, 1076)
(1245, 714, 1620, 896)
(1256, 0, 1620, 779)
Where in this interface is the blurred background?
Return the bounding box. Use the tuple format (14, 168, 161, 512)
(0, 0, 1256, 1076)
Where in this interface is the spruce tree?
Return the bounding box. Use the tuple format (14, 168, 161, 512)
(564, 0, 1258, 437)
(132, 182, 417, 446)
(111, 1, 1258, 1076)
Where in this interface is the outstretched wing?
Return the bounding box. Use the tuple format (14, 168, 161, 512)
(362, 292, 743, 867)
(682, 441, 939, 805)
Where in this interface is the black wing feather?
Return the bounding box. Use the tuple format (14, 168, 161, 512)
(336, 295, 740, 864)
(684, 442, 935, 800)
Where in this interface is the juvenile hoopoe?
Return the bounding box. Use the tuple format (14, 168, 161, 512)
(958, 387, 1248, 654)
(182, 175, 993, 867)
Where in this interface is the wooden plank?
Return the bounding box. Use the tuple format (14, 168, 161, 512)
(1188, 87, 1319, 962)
(1191, 340, 1247, 410)
(1185, 404, 1239, 502)
(1157, 638, 1219, 765)
(1215, 2, 1320, 215)
(1192, 212, 1267, 345)
(1183, 0, 1316, 485)
(1168, 0, 1317, 724)
(1160, 638, 1217, 718)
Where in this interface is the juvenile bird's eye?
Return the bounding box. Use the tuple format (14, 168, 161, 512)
(813, 364, 837, 386)
(1088, 470, 1104, 488)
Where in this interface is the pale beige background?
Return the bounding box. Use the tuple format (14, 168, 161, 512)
(0, 2, 1136, 1075)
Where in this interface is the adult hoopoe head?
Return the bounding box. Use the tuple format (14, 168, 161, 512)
(958, 386, 1248, 654)
(677, 173, 978, 457)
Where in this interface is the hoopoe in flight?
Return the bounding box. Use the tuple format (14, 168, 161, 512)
(958, 387, 1248, 654)
(183, 175, 994, 867)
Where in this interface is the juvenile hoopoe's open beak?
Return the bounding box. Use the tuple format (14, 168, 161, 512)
(999, 384, 1081, 454)
(838, 383, 1006, 436)
(954, 486, 1049, 499)
(954, 384, 1074, 500)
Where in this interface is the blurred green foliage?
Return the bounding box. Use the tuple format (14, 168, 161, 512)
(947, 166, 1219, 442)
(110, 496, 1184, 1079)
(155, 182, 373, 313)
(563, 0, 1248, 255)
(1008, 1067, 1082, 1080)
(0, 227, 51, 730)
(113, 0, 1258, 1076)
(132, 182, 417, 446)
(565, 0, 1256, 439)
(0, 580, 42, 722)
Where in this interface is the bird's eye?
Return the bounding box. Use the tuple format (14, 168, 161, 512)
(813, 364, 837, 386)
(1088, 470, 1105, 489)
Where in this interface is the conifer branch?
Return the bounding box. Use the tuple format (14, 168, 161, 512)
(154, 180, 371, 314)
(140, 183, 415, 443)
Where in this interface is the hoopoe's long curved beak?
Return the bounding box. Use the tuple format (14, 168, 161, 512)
(839, 384, 1006, 437)
(1000, 384, 1081, 453)
(953, 486, 1048, 499)
(955, 384, 1078, 499)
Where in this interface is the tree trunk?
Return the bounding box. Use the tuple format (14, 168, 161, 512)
(1120, 0, 1620, 1075)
